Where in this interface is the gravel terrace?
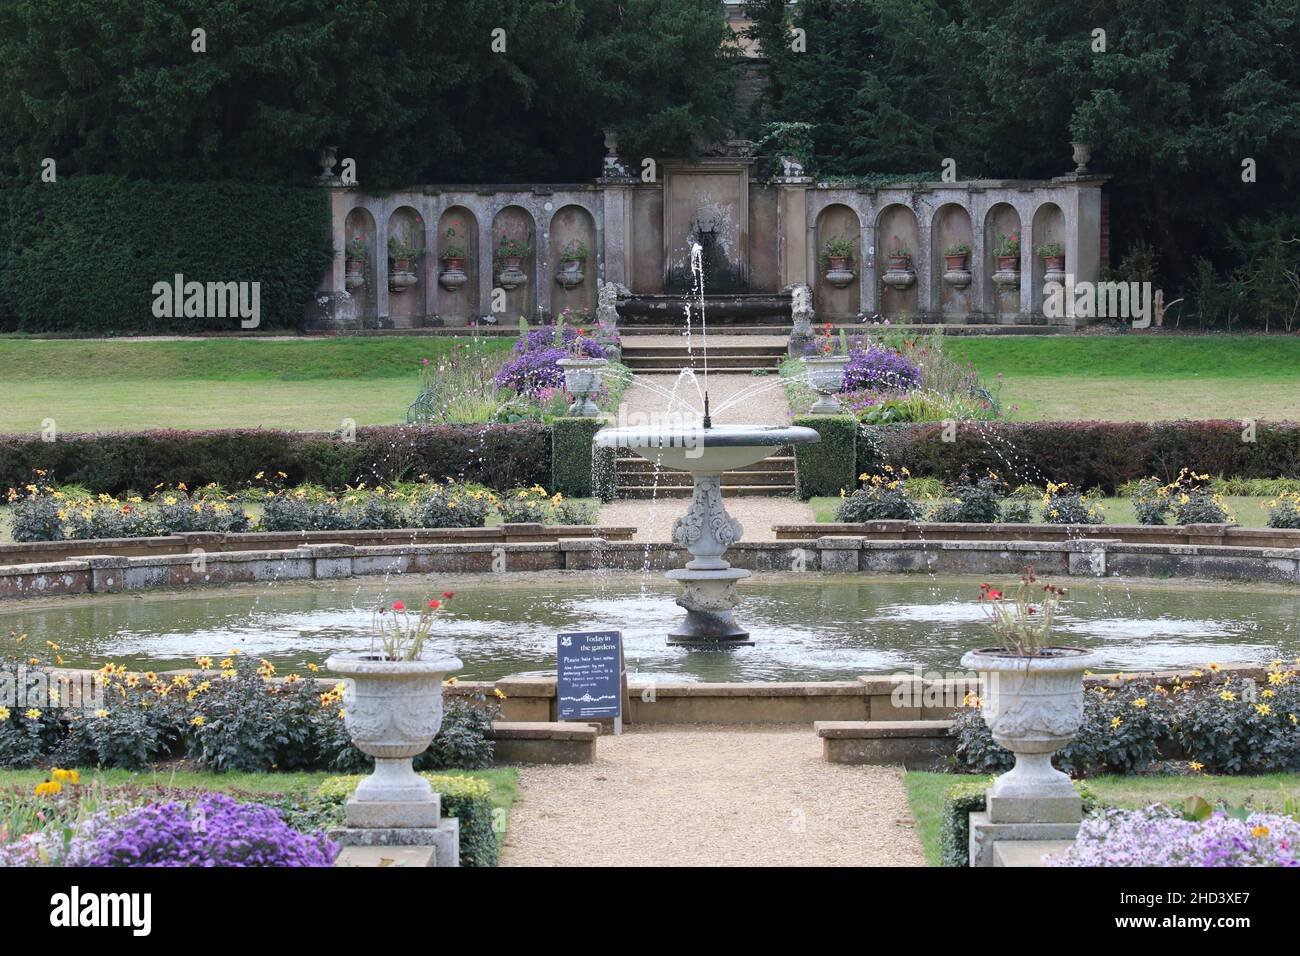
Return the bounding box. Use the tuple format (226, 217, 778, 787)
(499, 724, 926, 867)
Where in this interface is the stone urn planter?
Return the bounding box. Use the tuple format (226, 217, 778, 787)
(324, 652, 463, 804)
(438, 255, 468, 292)
(497, 255, 527, 291)
(557, 356, 607, 416)
(960, 647, 1104, 805)
(555, 258, 585, 290)
(1042, 254, 1066, 285)
(345, 258, 366, 290)
(389, 257, 418, 294)
(804, 353, 850, 413)
(882, 255, 916, 289)
(992, 257, 1021, 290)
(823, 256, 855, 289)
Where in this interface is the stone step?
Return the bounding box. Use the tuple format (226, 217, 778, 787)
(815, 719, 956, 770)
(992, 840, 1075, 867)
(617, 484, 796, 498)
(621, 344, 787, 356)
(623, 366, 780, 375)
(621, 325, 795, 336)
(621, 355, 784, 370)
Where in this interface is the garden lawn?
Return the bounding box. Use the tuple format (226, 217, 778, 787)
(944, 335, 1300, 422)
(903, 770, 1300, 866)
(809, 496, 1276, 527)
(0, 336, 513, 433)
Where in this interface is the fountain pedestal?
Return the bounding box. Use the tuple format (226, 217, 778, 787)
(594, 424, 820, 647)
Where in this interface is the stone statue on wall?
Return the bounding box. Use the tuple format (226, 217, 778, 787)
(786, 283, 814, 357)
(595, 279, 628, 359)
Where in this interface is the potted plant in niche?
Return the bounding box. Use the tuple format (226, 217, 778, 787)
(345, 235, 368, 290)
(959, 569, 1103, 809)
(555, 238, 588, 290)
(1035, 241, 1065, 272)
(819, 235, 857, 289)
(882, 236, 915, 289)
(803, 323, 852, 413)
(496, 235, 530, 290)
(388, 232, 422, 294)
(438, 223, 469, 292)
(325, 594, 463, 806)
(992, 233, 1021, 291)
(942, 242, 972, 289)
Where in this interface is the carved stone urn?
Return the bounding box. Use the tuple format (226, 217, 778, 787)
(324, 653, 463, 806)
(823, 257, 855, 289)
(960, 647, 1104, 809)
(345, 258, 366, 290)
(555, 259, 585, 290)
(882, 256, 916, 289)
(594, 424, 820, 645)
(804, 354, 850, 413)
(438, 256, 468, 292)
(389, 258, 418, 294)
(556, 356, 607, 417)
(497, 255, 527, 291)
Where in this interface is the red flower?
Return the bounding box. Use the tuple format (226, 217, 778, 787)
(391, 601, 405, 611)
(428, 599, 440, 610)
(987, 589, 1003, 600)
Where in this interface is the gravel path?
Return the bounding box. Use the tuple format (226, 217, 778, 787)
(597, 495, 812, 541)
(500, 724, 925, 867)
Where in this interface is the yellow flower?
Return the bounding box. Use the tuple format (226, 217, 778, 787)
(307, 663, 319, 673)
(1132, 698, 1148, 709)
(1255, 704, 1272, 717)
(1110, 716, 1122, 730)
(24, 708, 41, 720)
(1208, 662, 1221, 673)
(338, 708, 347, 719)
(1262, 689, 1276, 699)
(219, 658, 234, 670)
(94, 708, 108, 719)
(0, 706, 9, 720)
(493, 688, 507, 700)
(1220, 691, 1236, 702)
(34, 780, 62, 797)
(196, 656, 213, 669)
(1251, 825, 1270, 838)
(1289, 713, 1298, 725)
(190, 715, 206, 727)
(1189, 761, 1205, 772)
(51, 768, 79, 784)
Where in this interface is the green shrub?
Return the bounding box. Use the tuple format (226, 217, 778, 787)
(551, 417, 604, 498)
(416, 694, 499, 771)
(317, 772, 499, 866)
(1267, 493, 1300, 528)
(1130, 477, 1173, 525)
(793, 415, 858, 499)
(835, 466, 920, 521)
(927, 475, 1005, 523)
(1041, 482, 1105, 524)
(0, 424, 552, 496)
(0, 178, 331, 333)
(1172, 665, 1300, 774)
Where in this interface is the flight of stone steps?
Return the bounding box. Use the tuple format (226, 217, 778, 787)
(614, 446, 796, 498)
(619, 341, 787, 375)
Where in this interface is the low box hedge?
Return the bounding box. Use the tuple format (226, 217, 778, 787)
(551, 417, 604, 499)
(0, 423, 551, 495)
(858, 420, 1300, 494)
(317, 773, 499, 866)
(793, 414, 858, 499)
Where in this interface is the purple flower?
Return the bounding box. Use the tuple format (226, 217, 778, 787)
(74, 794, 337, 867)
(514, 325, 606, 359)
(495, 346, 569, 396)
(841, 346, 922, 393)
(1051, 806, 1300, 867)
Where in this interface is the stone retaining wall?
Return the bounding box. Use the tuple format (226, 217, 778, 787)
(4, 534, 1299, 602)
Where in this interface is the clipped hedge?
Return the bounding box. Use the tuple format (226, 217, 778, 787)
(858, 421, 1300, 494)
(0, 177, 331, 333)
(793, 414, 858, 499)
(0, 424, 551, 495)
(317, 773, 499, 866)
(551, 417, 604, 499)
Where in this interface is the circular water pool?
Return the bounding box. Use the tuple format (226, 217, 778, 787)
(4, 571, 1298, 682)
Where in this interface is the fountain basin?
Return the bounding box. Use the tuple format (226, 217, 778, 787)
(596, 424, 819, 645)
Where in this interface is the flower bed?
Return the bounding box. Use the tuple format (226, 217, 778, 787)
(953, 660, 1300, 777)
(0, 647, 502, 774)
(7, 476, 595, 542)
(1052, 805, 1300, 866)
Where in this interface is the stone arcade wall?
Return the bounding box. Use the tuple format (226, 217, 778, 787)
(314, 162, 1106, 329)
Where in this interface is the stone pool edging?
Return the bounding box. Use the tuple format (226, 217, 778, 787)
(3, 534, 1300, 601)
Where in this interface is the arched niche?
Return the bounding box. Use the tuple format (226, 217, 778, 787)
(1031, 201, 1066, 314)
(386, 205, 428, 328)
(548, 204, 597, 317)
(876, 204, 920, 318)
(491, 205, 536, 321)
(931, 203, 974, 317)
(813, 203, 861, 320)
(983, 202, 1022, 317)
(343, 207, 378, 324)
(434, 206, 479, 325)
